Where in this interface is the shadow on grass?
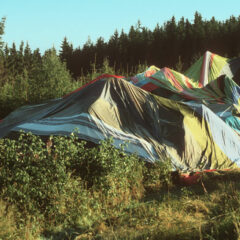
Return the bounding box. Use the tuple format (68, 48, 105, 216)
(41, 227, 92, 240)
(143, 169, 240, 203)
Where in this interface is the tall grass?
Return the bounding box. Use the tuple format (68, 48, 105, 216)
(0, 132, 240, 239)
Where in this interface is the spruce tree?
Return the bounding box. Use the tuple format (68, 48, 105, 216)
(59, 37, 73, 63)
(0, 17, 6, 52)
(0, 17, 6, 84)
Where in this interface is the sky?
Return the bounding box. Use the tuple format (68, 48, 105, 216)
(1, 0, 240, 54)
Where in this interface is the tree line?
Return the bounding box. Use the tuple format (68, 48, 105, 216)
(59, 12, 240, 78)
(0, 12, 240, 117)
(0, 17, 75, 117)
(1, 12, 240, 80)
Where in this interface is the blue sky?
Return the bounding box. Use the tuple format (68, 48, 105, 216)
(1, 0, 240, 54)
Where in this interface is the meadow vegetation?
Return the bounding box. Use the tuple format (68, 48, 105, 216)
(0, 132, 240, 239)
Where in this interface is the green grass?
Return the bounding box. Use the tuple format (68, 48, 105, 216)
(0, 132, 240, 240)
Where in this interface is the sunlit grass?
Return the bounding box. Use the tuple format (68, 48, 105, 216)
(1, 133, 240, 239)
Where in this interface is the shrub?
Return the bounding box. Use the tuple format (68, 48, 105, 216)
(68, 137, 145, 203)
(0, 133, 145, 218)
(143, 158, 172, 191)
(0, 132, 69, 215)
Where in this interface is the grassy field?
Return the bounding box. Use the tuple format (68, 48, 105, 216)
(0, 132, 240, 239)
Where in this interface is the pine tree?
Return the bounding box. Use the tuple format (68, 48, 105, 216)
(7, 42, 18, 77)
(95, 37, 106, 69)
(151, 23, 164, 66)
(193, 12, 205, 55)
(2, 45, 9, 80)
(59, 37, 73, 63)
(162, 16, 178, 67)
(0, 17, 6, 52)
(14, 13, 239, 79)
(0, 17, 6, 84)
(108, 30, 120, 66)
(118, 29, 129, 71)
(23, 42, 32, 71)
(17, 41, 25, 74)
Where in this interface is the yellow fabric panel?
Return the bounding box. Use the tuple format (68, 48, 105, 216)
(208, 54, 229, 82)
(153, 94, 237, 170)
(181, 107, 237, 170)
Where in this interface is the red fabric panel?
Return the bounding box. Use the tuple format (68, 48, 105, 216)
(141, 82, 158, 92)
(179, 169, 230, 185)
(162, 68, 183, 91)
(185, 76, 193, 89)
(180, 173, 201, 185)
(209, 53, 216, 68)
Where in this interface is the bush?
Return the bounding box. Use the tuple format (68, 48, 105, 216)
(143, 158, 172, 191)
(0, 133, 145, 217)
(0, 132, 180, 239)
(68, 137, 145, 202)
(0, 132, 70, 215)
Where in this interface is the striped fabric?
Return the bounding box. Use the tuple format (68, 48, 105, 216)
(1, 51, 240, 171)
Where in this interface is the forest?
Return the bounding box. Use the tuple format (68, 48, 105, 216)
(1, 12, 240, 80)
(59, 12, 240, 77)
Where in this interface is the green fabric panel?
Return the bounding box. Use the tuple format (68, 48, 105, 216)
(184, 56, 203, 84)
(185, 52, 229, 85)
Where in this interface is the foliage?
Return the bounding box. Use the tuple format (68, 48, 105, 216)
(143, 158, 172, 191)
(69, 137, 144, 201)
(58, 13, 240, 78)
(0, 46, 75, 118)
(1, 12, 240, 239)
(0, 17, 5, 52)
(30, 48, 73, 101)
(0, 133, 144, 219)
(1, 133, 240, 239)
(0, 132, 69, 215)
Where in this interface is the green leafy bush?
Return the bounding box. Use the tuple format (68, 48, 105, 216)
(143, 158, 172, 191)
(0, 133, 145, 217)
(0, 132, 70, 215)
(68, 137, 144, 202)
(1, 132, 240, 239)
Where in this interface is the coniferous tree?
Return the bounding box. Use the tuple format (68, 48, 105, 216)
(118, 29, 129, 71)
(0, 17, 6, 85)
(151, 23, 164, 66)
(30, 48, 42, 76)
(59, 37, 74, 73)
(55, 13, 240, 78)
(1, 45, 9, 82)
(17, 41, 25, 74)
(108, 30, 120, 67)
(7, 42, 18, 77)
(0, 17, 5, 52)
(163, 16, 178, 67)
(95, 37, 106, 69)
(23, 42, 33, 72)
(192, 12, 205, 55)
